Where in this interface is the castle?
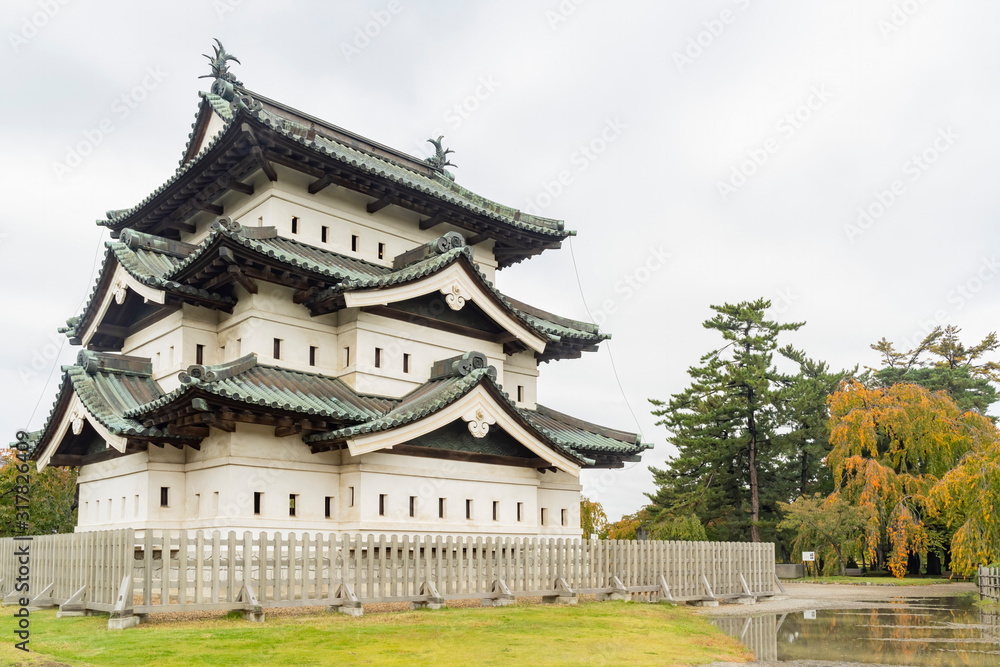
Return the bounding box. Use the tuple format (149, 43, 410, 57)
(23, 41, 649, 536)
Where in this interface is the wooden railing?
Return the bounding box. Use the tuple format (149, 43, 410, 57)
(0, 531, 777, 627)
(979, 566, 1000, 603)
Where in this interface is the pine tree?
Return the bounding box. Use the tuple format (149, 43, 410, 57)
(648, 299, 803, 543)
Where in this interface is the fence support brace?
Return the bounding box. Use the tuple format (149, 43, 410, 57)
(481, 579, 514, 607)
(690, 574, 718, 607)
(597, 576, 629, 602)
(412, 581, 445, 610)
(57, 585, 88, 618)
(108, 575, 139, 630)
(330, 583, 362, 616)
(544, 577, 578, 605)
(658, 575, 675, 604)
(238, 583, 264, 622)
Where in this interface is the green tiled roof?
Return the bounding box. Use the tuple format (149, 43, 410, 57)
(28, 351, 190, 459)
(127, 354, 393, 423)
(58, 238, 236, 340)
(522, 404, 651, 456)
(27, 351, 645, 469)
(304, 368, 600, 467)
(100, 94, 570, 244)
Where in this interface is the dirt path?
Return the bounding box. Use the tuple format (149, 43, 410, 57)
(702, 581, 977, 617)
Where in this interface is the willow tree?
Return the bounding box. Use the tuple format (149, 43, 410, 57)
(827, 381, 983, 576)
(929, 420, 1000, 575)
(649, 299, 803, 543)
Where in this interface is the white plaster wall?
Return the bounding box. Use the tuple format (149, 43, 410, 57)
(73, 423, 581, 537)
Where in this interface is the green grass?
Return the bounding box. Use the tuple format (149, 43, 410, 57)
(785, 575, 959, 586)
(0, 601, 751, 667)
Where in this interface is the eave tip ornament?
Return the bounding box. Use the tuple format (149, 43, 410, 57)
(200, 38, 243, 100)
(426, 135, 456, 180)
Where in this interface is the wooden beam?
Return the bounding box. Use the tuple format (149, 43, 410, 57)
(366, 194, 394, 214)
(307, 174, 335, 195)
(216, 174, 254, 196)
(196, 202, 224, 216)
(274, 425, 302, 437)
(365, 306, 508, 344)
(94, 323, 131, 339)
(227, 265, 258, 294)
(252, 147, 278, 182)
(465, 232, 491, 246)
(419, 212, 448, 230)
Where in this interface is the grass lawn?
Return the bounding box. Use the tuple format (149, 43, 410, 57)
(784, 575, 959, 586)
(0, 601, 751, 667)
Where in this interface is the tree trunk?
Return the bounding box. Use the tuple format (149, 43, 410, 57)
(747, 392, 760, 543)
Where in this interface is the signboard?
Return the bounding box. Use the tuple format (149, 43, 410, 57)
(802, 551, 816, 562)
(803, 610, 816, 620)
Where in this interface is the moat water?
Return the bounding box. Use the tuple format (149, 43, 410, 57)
(712, 594, 1000, 665)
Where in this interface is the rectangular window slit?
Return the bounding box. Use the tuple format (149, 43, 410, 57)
(466, 499, 473, 520)
(493, 501, 499, 522)
(309, 346, 318, 367)
(160, 487, 169, 508)
(377, 242, 385, 259)
(438, 498, 446, 519)
(289, 494, 297, 517)
(379, 494, 387, 517)
(517, 385, 524, 402)
(561, 509, 568, 526)
(403, 353, 410, 374)
(344, 347, 351, 368)
(273, 338, 282, 360)
(291, 216, 299, 234)
(321, 226, 329, 243)
(351, 235, 359, 252)
(540, 508, 548, 526)
(374, 347, 382, 368)
(254, 492, 262, 515)
(517, 502, 523, 522)
(325, 496, 333, 519)
(196, 344, 204, 365)
(348, 487, 355, 507)
(409, 496, 416, 518)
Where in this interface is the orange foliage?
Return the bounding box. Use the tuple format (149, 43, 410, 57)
(827, 381, 983, 577)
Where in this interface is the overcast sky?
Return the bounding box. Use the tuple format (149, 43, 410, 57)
(2, 0, 998, 520)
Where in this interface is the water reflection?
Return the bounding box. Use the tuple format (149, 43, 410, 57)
(712, 596, 1000, 665)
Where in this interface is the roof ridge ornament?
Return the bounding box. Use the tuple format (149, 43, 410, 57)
(425, 135, 456, 180)
(179, 352, 258, 385)
(200, 38, 243, 101)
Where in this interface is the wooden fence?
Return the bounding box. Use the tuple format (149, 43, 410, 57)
(0, 530, 777, 628)
(979, 566, 1000, 602)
